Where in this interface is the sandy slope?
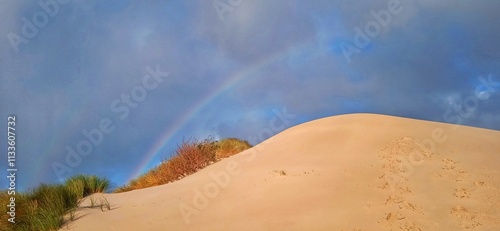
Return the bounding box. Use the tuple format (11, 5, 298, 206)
(61, 114, 500, 231)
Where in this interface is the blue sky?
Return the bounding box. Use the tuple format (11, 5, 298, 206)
(1, 0, 499, 191)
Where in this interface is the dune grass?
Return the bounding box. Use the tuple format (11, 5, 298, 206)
(0, 137, 249, 229)
(115, 137, 252, 193)
(0, 175, 110, 231)
(65, 175, 110, 199)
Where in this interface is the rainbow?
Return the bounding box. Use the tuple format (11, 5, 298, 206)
(127, 43, 312, 181)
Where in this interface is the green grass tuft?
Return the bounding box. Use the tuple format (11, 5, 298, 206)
(65, 175, 110, 199)
(0, 175, 110, 231)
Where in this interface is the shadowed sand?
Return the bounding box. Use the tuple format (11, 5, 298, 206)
(61, 114, 500, 231)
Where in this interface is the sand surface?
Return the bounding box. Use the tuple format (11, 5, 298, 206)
(61, 114, 500, 231)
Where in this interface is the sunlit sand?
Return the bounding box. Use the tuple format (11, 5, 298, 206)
(62, 114, 500, 231)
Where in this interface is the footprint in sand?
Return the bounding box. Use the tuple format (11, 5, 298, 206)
(376, 137, 427, 230)
(453, 188, 471, 199)
(473, 181, 485, 187)
(440, 158, 469, 182)
(378, 211, 422, 231)
(450, 205, 482, 229)
(441, 157, 500, 229)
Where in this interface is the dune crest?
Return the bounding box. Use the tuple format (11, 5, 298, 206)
(62, 114, 500, 231)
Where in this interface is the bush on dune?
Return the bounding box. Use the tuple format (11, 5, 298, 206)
(115, 137, 252, 193)
(115, 170, 164, 192)
(115, 138, 217, 192)
(167, 138, 217, 178)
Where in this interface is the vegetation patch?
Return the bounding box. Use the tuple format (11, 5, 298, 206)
(115, 137, 252, 193)
(0, 137, 249, 230)
(0, 175, 109, 231)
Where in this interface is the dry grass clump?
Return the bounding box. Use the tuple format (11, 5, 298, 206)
(166, 138, 217, 178)
(215, 138, 252, 159)
(115, 137, 251, 193)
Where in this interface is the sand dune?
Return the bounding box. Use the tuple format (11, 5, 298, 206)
(61, 114, 500, 231)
